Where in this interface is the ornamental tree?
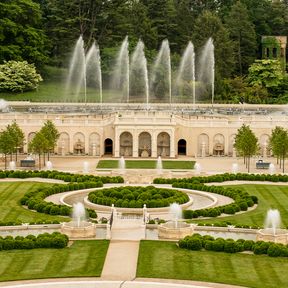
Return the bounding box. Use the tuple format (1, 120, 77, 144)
(0, 61, 42, 93)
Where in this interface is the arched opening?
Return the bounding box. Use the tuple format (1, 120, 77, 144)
(104, 138, 113, 155)
(138, 132, 151, 157)
(120, 132, 133, 157)
(198, 134, 209, 157)
(57, 132, 70, 156)
(178, 139, 186, 155)
(213, 134, 225, 156)
(89, 133, 100, 156)
(73, 132, 85, 155)
(157, 132, 170, 157)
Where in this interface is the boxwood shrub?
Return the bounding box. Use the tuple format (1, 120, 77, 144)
(178, 234, 288, 258)
(88, 186, 190, 208)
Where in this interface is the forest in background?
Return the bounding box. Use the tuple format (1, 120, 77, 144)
(0, 0, 288, 103)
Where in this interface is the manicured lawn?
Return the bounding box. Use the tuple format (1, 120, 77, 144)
(0, 240, 109, 281)
(97, 160, 195, 169)
(0, 182, 67, 223)
(137, 240, 288, 288)
(192, 184, 288, 227)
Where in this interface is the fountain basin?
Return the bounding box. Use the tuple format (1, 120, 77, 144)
(256, 228, 288, 244)
(61, 221, 96, 238)
(158, 222, 195, 240)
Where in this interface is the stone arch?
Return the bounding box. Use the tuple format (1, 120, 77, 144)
(198, 134, 209, 157)
(138, 132, 151, 157)
(177, 139, 186, 155)
(89, 133, 100, 156)
(260, 134, 270, 157)
(213, 133, 225, 156)
(104, 138, 113, 155)
(28, 132, 36, 144)
(157, 132, 170, 157)
(228, 134, 236, 157)
(73, 132, 85, 155)
(57, 132, 70, 156)
(120, 132, 133, 157)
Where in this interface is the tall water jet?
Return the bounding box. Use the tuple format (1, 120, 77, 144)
(151, 40, 171, 103)
(65, 36, 86, 102)
(130, 40, 149, 104)
(72, 202, 87, 228)
(119, 156, 126, 174)
(265, 209, 281, 236)
(86, 42, 102, 103)
(169, 203, 182, 228)
(156, 156, 163, 174)
(176, 41, 195, 104)
(83, 161, 89, 173)
(198, 38, 215, 106)
(111, 36, 129, 102)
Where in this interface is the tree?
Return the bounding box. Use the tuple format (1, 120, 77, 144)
(0, 61, 42, 92)
(248, 60, 284, 92)
(28, 131, 49, 169)
(269, 126, 288, 173)
(7, 121, 25, 161)
(0, 130, 14, 170)
(40, 120, 60, 161)
(0, 0, 47, 67)
(234, 124, 259, 172)
(225, 1, 257, 75)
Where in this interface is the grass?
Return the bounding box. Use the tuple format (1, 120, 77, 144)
(0, 240, 109, 281)
(137, 240, 288, 288)
(0, 182, 68, 223)
(97, 160, 195, 169)
(191, 184, 288, 227)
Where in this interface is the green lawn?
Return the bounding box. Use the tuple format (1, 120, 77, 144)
(137, 240, 288, 288)
(97, 160, 195, 169)
(0, 240, 109, 281)
(0, 182, 67, 223)
(192, 184, 288, 227)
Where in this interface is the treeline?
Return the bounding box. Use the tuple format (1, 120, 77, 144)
(0, 0, 288, 102)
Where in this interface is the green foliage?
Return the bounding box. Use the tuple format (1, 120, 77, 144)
(88, 186, 189, 208)
(0, 61, 42, 92)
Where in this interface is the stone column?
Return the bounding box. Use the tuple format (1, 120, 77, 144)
(170, 130, 175, 158)
(114, 130, 120, 158)
(151, 132, 157, 158)
(69, 134, 74, 155)
(133, 131, 138, 157)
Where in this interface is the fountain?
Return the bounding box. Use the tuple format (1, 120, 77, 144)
(269, 163, 275, 174)
(231, 163, 239, 174)
(61, 202, 96, 238)
(156, 156, 163, 174)
(119, 156, 126, 174)
(151, 39, 171, 103)
(9, 161, 16, 170)
(158, 203, 194, 239)
(257, 209, 288, 244)
(83, 161, 89, 173)
(175, 41, 195, 104)
(130, 40, 149, 105)
(46, 161, 53, 170)
(194, 162, 202, 175)
(111, 36, 129, 102)
(198, 38, 215, 106)
(0, 99, 9, 112)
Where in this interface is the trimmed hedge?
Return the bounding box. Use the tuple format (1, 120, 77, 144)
(172, 182, 257, 219)
(0, 220, 60, 226)
(179, 234, 288, 258)
(0, 232, 69, 251)
(88, 186, 190, 208)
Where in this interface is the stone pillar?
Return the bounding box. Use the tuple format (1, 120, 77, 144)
(84, 135, 89, 155)
(170, 130, 175, 158)
(133, 131, 138, 157)
(151, 132, 157, 158)
(69, 135, 74, 154)
(114, 130, 120, 158)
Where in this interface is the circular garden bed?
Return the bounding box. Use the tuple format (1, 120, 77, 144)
(88, 186, 189, 208)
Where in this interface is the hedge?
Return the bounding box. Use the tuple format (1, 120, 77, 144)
(179, 234, 288, 258)
(88, 186, 190, 208)
(0, 232, 69, 251)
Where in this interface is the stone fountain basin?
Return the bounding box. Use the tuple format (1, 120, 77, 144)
(61, 221, 96, 238)
(158, 221, 195, 240)
(256, 228, 288, 244)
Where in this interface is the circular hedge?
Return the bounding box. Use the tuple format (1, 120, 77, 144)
(88, 186, 190, 208)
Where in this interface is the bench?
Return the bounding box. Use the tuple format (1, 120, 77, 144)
(20, 160, 35, 167)
(256, 160, 270, 169)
